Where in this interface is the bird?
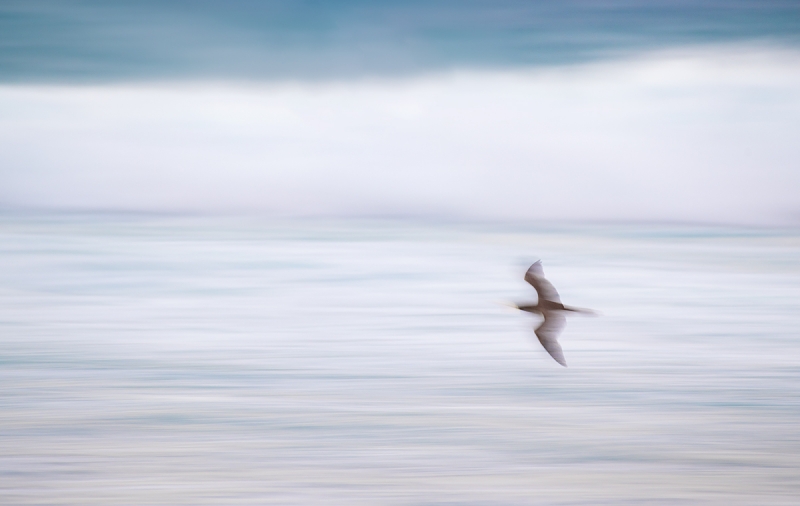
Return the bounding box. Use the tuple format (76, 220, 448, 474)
(512, 261, 593, 367)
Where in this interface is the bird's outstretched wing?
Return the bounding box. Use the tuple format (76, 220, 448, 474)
(524, 261, 561, 303)
(535, 311, 567, 366)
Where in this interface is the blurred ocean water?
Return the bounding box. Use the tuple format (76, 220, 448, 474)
(1, 214, 799, 505)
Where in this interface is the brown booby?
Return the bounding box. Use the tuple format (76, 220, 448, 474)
(514, 261, 593, 367)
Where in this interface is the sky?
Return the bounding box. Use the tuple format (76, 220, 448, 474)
(1, 1, 799, 225)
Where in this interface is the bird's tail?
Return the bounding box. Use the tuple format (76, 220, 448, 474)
(562, 305, 598, 316)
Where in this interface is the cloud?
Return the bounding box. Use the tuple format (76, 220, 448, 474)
(1, 45, 799, 225)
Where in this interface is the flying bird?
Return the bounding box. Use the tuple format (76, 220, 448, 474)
(513, 261, 593, 367)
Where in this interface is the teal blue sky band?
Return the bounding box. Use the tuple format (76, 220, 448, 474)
(2, 0, 799, 82)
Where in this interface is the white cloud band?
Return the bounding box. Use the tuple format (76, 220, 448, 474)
(1, 44, 799, 225)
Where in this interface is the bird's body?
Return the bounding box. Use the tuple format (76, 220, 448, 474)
(514, 261, 593, 367)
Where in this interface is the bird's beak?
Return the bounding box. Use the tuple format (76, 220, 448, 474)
(496, 301, 519, 309)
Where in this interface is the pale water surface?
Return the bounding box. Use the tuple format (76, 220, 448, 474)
(1, 215, 799, 505)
